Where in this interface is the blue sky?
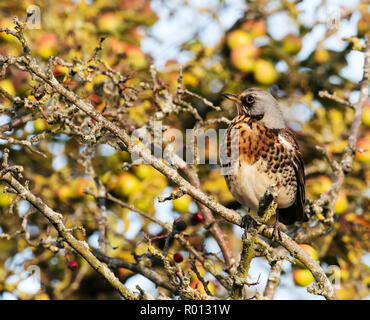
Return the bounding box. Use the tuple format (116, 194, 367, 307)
(142, 0, 364, 83)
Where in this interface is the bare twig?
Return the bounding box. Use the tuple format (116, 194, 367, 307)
(296, 33, 370, 243)
(191, 259, 213, 296)
(0, 158, 143, 300)
(178, 160, 234, 270)
(319, 90, 355, 109)
(93, 250, 177, 293)
(262, 247, 287, 299)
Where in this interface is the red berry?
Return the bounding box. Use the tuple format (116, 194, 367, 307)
(192, 212, 204, 224)
(173, 252, 184, 263)
(67, 260, 78, 271)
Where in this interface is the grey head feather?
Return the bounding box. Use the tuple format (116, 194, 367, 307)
(236, 88, 286, 129)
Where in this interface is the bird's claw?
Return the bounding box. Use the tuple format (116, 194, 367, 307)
(241, 215, 257, 232)
(271, 221, 282, 243)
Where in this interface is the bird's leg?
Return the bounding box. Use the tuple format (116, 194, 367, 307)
(256, 186, 282, 243)
(241, 208, 257, 233)
(271, 209, 282, 243)
(241, 215, 253, 229)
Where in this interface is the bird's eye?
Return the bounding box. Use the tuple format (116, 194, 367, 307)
(246, 95, 255, 103)
(242, 95, 255, 106)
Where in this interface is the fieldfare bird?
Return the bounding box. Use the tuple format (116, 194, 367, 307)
(222, 88, 307, 225)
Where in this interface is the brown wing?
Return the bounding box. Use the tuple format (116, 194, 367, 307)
(278, 128, 308, 224)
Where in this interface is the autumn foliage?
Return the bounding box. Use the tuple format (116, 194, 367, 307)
(0, 0, 369, 300)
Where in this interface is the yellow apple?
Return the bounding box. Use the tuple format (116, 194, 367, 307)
(292, 268, 315, 286)
(253, 59, 278, 85)
(0, 191, 14, 208)
(189, 278, 216, 295)
(135, 242, 149, 256)
(134, 198, 152, 212)
(133, 164, 153, 180)
(190, 279, 206, 294)
(335, 286, 356, 300)
(192, 66, 206, 78)
(226, 29, 253, 49)
(314, 48, 330, 63)
(328, 140, 347, 154)
(230, 44, 260, 72)
(306, 175, 332, 197)
(125, 44, 146, 68)
(98, 12, 122, 33)
(338, 266, 349, 282)
(0, 79, 15, 107)
(118, 267, 134, 280)
(334, 190, 348, 214)
(118, 150, 131, 163)
(12, 70, 33, 96)
(36, 33, 58, 60)
(362, 101, 370, 127)
(0, 18, 18, 43)
(114, 172, 140, 197)
(254, 19, 267, 38)
(53, 65, 69, 82)
(0, 79, 16, 96)
(34, 293, 50, 300)
(241, 19, 267, 38)
(33, 118, 49, 133)
(57, 185, 71, 202)
(70, 177, 97, 199)
(172, 194, 192, 213)
(356, 137, 370, 163)
(183, 72, 198, 87)
(294, 244, 319, 268)
(282, 34, 302, 54)
(328, 108, 344, 137)
(315, 175, 332, 193)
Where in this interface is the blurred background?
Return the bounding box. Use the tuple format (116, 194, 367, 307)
(0, 0, 369, 300)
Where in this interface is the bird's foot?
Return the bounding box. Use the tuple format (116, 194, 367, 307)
(271, 220, 282, 243)
(241, 215, 257, 231)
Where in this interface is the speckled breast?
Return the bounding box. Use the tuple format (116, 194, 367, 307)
(222, 116, 297, 210)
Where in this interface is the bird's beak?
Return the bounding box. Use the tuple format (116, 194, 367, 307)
(222, 93, 240, 104)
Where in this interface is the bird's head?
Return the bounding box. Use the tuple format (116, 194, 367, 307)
(222, 88, 285, 129)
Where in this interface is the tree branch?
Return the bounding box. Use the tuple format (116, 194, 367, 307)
(0, 152, 143, 300)
(0, 23, 352, 300)
(296, 33, 370, 243)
